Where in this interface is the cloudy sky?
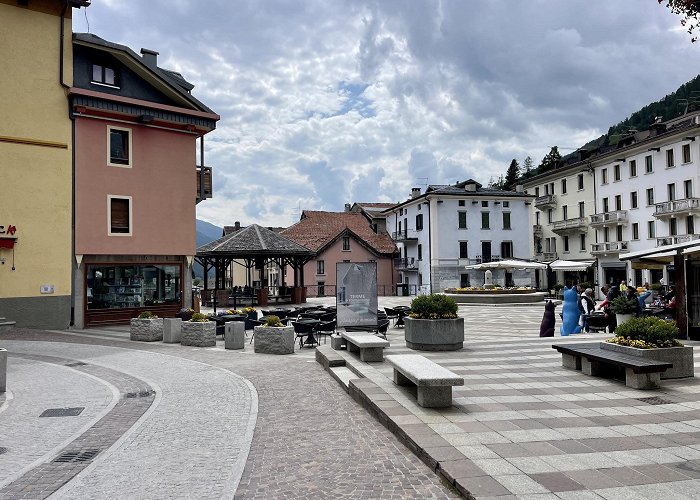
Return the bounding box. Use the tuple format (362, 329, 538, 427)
(73, 1, 698, 228)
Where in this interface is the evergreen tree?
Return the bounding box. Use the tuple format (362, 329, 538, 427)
(523, 156, 533, 174)
(504, 159, 520, 189)
(538, 147, 562, 173)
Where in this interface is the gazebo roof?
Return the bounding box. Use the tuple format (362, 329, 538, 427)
(197, 224, 314, 257)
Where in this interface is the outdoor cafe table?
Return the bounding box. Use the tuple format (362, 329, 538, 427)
(394, 306, 411, 327)
(300, 309, 327, 320)
(262, 308, 292, 319)
(295, 318, 321, 346)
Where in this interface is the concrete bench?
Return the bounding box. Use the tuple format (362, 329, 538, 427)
(552, 343, 672, 389)
(385, 354, 464, 408)
(340, 332, 389, 362)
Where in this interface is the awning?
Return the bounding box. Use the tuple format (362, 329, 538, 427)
(619, 240, 700, 261)
(548, 259, 594, 272)
(600, 261, 627, 269)
(464, 259, 547, 271)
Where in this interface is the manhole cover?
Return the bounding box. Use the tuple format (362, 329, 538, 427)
(40, 407, 85, 417)
(0, 447, 8, 455)
(53, 449, 100, 463)
(65, 362, 87, 367)
(125, 390, 154, 399)
(636, 396, 674, 406)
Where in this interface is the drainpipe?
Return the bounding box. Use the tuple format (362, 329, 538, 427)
(426, 198, 432, 294)
(59, 1, 70, 89)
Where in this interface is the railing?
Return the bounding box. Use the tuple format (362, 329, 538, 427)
(590, 241, 629, 254)
(656, 234, 700, 246)
(551, 217, 588, 233)
(654, 197, 700, 217)
(533, 224, 543, 236)
(534, 194, 557, 209)
(467, 255, 502, 264)
(196, 165, 213, 203)
(542, 251, 557, 260)
(391, 229, 419, 241)
(589, 210, 628, 226)
(305, 284, 414, 298)
(394, 257, 418, 270)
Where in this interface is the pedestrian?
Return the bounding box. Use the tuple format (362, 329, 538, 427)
(580, 288, 595, 332)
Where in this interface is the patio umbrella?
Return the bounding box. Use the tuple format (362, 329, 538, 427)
(547, 259, 594, 272)
(463, 259, 547, 271)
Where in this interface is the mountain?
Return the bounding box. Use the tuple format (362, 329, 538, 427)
(194, 218, 223, 279)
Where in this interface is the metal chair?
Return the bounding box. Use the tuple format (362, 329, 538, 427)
(384, 307, 398, 327)
(292, 321, 316, 349)
(376, 319, 390, 339)
(315, 319, 336, 344)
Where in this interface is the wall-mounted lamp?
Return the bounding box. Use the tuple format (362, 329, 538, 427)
(648, 147, 660, 152)
(684, 136, 696, 142)
(614, 158, 626, 163)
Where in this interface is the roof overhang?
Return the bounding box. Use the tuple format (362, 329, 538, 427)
(619, 240, 700, 261)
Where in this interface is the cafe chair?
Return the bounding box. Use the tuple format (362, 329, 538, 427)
(315, 319, 336, 344)
(292, 321, 316, 349)
(384, 307, 398, 327)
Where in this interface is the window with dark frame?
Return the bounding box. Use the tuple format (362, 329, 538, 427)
(648, 220, 655, 238)
(500, 241, 513, 258)
(342, 236, 350, 250)
(579, 233, 586, 251)
(561, 179, 567, 194)
(110, 197, 130, 234)
(109, 128, 130, 165)
(416, 213, 423, 231)
(667, 149, 675, 168)
(629, 160, 637, 177)
(502, 212, 511, 229)
(683, 143, 692, 164)
(670, 217, 678, 236)
(563, 235, 569, 252)
(458, 200, 465, 207)
(687, 215, 695, 235)
(458, 211, 467, 229)
(459, 241, 468, 259)
(577, 174, 584, 190)
(578, 201, 585, 218)
(614, 164, 620, 181)
(632, 222, 639, 240)
(418, 244, 422, 261)
(631, 191, 638, 209)
(481, 212, 490, 229)
(646, 188, 654, 205)
(92, 64, 117, 86)
(645, 155, 653, 173)
(685, 179, 693, 199)
(316, 260, 325, 275)
(616, 225, 623, 241)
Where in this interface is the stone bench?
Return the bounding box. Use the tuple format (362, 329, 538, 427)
(385, 354, 464, 408)
(340, 332, 389, 362)
(552, 343, 672, 389)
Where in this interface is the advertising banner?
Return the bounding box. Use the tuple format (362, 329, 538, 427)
(336, 262, 378, 328)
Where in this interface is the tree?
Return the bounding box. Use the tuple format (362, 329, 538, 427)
(504, 159, 520, 190)
(660, 0, 700, 43)
(523, 156, 533, 174)
(487, 175, 505, 190)
(538, 146, 562, 173)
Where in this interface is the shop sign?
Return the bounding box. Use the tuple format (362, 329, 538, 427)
(0, 225, 16, 235)
(0, 225, 17, 249)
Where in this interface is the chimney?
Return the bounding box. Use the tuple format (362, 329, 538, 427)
(140, 48, 159, 68)
(411, 187, 421, 198)
(515, 184, 524, 193)
(344, 203, 351, 212)
(234, 221, 241, 231)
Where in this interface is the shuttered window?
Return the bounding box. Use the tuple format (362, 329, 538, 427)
(110, 197, 130, 234)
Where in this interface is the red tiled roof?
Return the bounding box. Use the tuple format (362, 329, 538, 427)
(281, 211, 397, 255)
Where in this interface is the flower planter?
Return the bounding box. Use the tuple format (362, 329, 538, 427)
(181, 321, 216, 347)
(130, 318, 164, 342)
(253, 325, 295, 354)
(601, 342, 694, 379)
(404, 317, 464, 351)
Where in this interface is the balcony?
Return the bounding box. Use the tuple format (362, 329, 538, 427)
(654, 198, 700, 218)
(196, 165, 212, 204)
(590, 241, 629, 255)
(656, 234, 700, 246)
(391, 229, 419, 241)
(394, 257, 418, 271)
(467, 255, 502, 265)
(542, 251, 557, 261)
(534, 194, 557, 210)
(533, 224, 543, 237)
(589, 210, 628, 227)
(551, 217, 588, 234)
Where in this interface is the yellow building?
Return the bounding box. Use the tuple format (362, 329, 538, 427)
(0, 0, 89, 328)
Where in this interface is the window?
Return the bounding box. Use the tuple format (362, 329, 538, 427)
(535, 211, 540, 225)
(632, 222, 639, 240)
(108, 127, 131, 167)
(503, 201, 509, 208)
(646, 188, 654, 206)
(601, 168, 608, 184)
(500, 241, 513, 258)
(668, 183, 676, 202)
(614, 164, 620, 181)
(547, 209, 553, 223)
(577, 174, 584, 190)
(535, 187, 540, 197)
(688, 215, 695, 235)
(631, 191, 638, 209)
(562, 205, 568, 220)
(629, 159, 637, 177)
(578, 201, 585, 218)
(481, 200, 488, 207)
(670, 218, 678, 236)
(342, 236, 350, 250)
(645, 155, 653, 173)
(92, 64, 117, 86)
(648, 220, 656, 238)
(481, 212, 490, 229)
(579, 233, 586, 251)
(458, 200, 465, 207)
(418, 244, 422, 261)
(666, 149, 675, 168)
(561, 179, 567, 194)
(460, 274, 470, 288)
(502, 212, 511, 229)
(683, 143, 691, 164)
(86, 263, 180, 310)
(343, 259, 350, 263)
(563, 235, 569, 252)
(603, 227, 610, 242)
(108, 196, 131, 235)
(549, 182, 555, 194)
(602, 197, 609, 213)
(685, 179, 693, 199)
(316, 260, 325, 275)
(459, 241, 468, 259)
(616, 225, 623, 241)
(458, 211, 467, 229)
(399, 208, 403, 216)
(398, 221, 402, 232)
(418, 204, 421, 211)
(614, 195, 622, 211)
(416, 214, 423, 231)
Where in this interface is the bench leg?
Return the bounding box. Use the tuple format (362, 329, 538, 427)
(561, 353, 581, 371)
(347, 342, 360, 355)
(394, 369, 412, 386)
(581, 357, 606, 376)
(330, 334, 345, 350)
(417, 386, 452, 408)
(626, 369, 661, 390)
(359, 347, 384, 362)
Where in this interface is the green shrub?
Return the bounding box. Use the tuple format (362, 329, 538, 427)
(409, 294, 458, 319)
(553, 283, 564, 291)
(138, 311, 159, 319)
(263, 315, 283, 327)
(609, 295, 638, 314)
(189, 312, 210, 323)
(613, 316, 681, 348)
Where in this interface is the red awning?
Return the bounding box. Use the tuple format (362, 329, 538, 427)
(0, 238, 16, 249)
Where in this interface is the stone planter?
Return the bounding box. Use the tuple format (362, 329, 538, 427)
(163, 318, 182, 344)
(0, 348, 6, 393)
(225, 321, 245, 350)
(181, 321, 216, 347)
(615, 313, 634, 326)
(404, 317, 464, 351)
(253, 325, 295, 354)
(130, 318, 164, 342)
(601, 342, 694, 379)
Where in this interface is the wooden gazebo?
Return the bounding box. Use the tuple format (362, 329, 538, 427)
(195, 224, 314, 307)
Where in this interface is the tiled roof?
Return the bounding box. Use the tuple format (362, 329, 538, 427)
(197, 224, 313, 256)
(355, 203, 397, 209)
(223, 225, 284, 236)
(281, 211, 397, 255)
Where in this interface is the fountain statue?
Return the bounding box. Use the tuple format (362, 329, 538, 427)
(484, 269, 496, 289)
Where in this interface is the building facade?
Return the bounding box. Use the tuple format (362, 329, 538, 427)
(383, 180, 535, 293)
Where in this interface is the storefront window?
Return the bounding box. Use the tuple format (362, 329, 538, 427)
(87, 264, 181, 309)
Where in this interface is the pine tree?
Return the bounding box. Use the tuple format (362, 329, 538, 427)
(523, 156, 533, 174)
(538, 147, 562, 173)
(504, 159, 520, 189)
